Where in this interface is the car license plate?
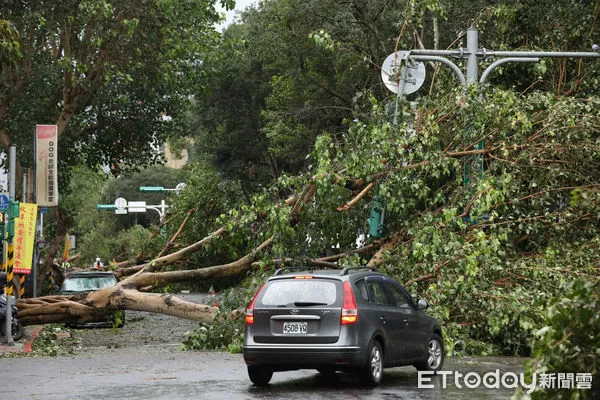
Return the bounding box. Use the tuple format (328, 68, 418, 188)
(283, 321, 307, 334)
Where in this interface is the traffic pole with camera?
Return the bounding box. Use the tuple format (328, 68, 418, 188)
(380, 28, 600, 218)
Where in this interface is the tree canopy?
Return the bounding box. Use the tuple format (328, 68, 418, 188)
(180, 1, 600, 398)
(0, 0, 225, 177)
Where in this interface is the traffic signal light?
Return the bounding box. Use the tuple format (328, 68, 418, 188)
(368, 194, 386, 238)
(8, 200, 19, 219)
(6, 200, 19, 239)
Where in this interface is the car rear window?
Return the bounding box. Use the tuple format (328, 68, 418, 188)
(62, 276, 117, 291)
(260, 279, 338, 306)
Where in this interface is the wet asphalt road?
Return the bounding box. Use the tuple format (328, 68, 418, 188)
(2, 346, 524, 399)
(1, 292, 526, 399)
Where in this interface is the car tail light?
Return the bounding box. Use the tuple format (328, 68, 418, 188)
(341, 281, 358, 325)
(245, 283, 265, 325)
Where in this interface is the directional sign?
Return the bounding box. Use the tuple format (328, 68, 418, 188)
(139, 186, 164, 192)
(127, 201, 147, 213)
(97, 204, 116, 210)
(0, 193, 8, 211)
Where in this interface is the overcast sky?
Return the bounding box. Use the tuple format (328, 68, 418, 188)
(215, 0, 259, 31)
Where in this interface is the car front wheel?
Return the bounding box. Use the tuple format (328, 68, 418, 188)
(415, 333, 444, 372)
(317, 367, 336, 376)
(361, 340, 383, 385)
(247, 366, 273, 387)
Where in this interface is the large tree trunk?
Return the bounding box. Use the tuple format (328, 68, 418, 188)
(15, 232, 274, 326)
(15, 229, 387, 326)
(17, 289, 217, 326)
(14, 184, 388, 328)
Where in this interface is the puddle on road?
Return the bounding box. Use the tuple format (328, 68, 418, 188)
(244, 357, 526, 400)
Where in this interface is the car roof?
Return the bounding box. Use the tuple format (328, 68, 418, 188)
(268, 267, 387, 281)
(65, 271, 116, 278)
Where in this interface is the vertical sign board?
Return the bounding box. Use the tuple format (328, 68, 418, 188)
(35, 125, 58, 206)
(14, 203, 38, 274)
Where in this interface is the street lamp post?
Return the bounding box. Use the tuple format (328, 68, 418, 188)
(139, 183, 186, 194)
(96, 183, 185, 235)
(383, 28, 600, 96)
(97, 200, 170, 219)
(139, 183, 185, 236)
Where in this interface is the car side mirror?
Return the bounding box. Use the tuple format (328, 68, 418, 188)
(417, 299, 429, 310)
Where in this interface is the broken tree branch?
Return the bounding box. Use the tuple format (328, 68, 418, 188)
(155, 208, 197, 261)
(337, 182, 376, 212)
(367, 232, 404, 267)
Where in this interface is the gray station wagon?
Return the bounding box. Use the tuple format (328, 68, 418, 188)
(243, 267, 444, 386)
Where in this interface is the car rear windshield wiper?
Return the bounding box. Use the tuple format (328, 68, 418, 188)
(294, 302, 329, 307)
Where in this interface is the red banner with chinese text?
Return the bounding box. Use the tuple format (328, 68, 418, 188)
(36, 125, 58, 206)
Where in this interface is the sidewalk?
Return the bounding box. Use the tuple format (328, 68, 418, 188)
(0, 325, 45, 354)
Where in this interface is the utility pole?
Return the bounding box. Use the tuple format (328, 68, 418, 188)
(3, 145, 18, 345)
(383, 28, 599, 95)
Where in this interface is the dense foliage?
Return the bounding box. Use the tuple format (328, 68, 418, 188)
(182, 2, 599, 397)
(185, 89, 600, 358)
(523, 278, 600, 399)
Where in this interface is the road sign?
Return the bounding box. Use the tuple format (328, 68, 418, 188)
(127, 201, 147, 212)
(97, 204, 117, 210)
(114, 197, 127, 209)
(381, 51, 426, 95)
(114, 197, 128, 214)
(139, 186, 164, 192)
(0, 193, 8, 211)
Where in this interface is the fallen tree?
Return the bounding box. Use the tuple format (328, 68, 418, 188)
(15, 187, 391, 326)
(16, 220, 267, 325)
(16, 229, 390, 326)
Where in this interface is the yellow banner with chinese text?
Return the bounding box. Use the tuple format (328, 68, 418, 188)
(14, 203, 38, 274)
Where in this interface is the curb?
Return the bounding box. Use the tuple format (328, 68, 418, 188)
(22, 325, 44, 353)
(0, 325, 44, 354)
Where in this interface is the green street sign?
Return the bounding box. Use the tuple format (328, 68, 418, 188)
(139, 186, 165, 192)
(97, 204, 116, 210)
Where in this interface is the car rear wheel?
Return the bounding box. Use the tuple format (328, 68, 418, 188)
(415, 333, 444, 372)
(247, 366, 273, 387)
(361, 340, 383, 386)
